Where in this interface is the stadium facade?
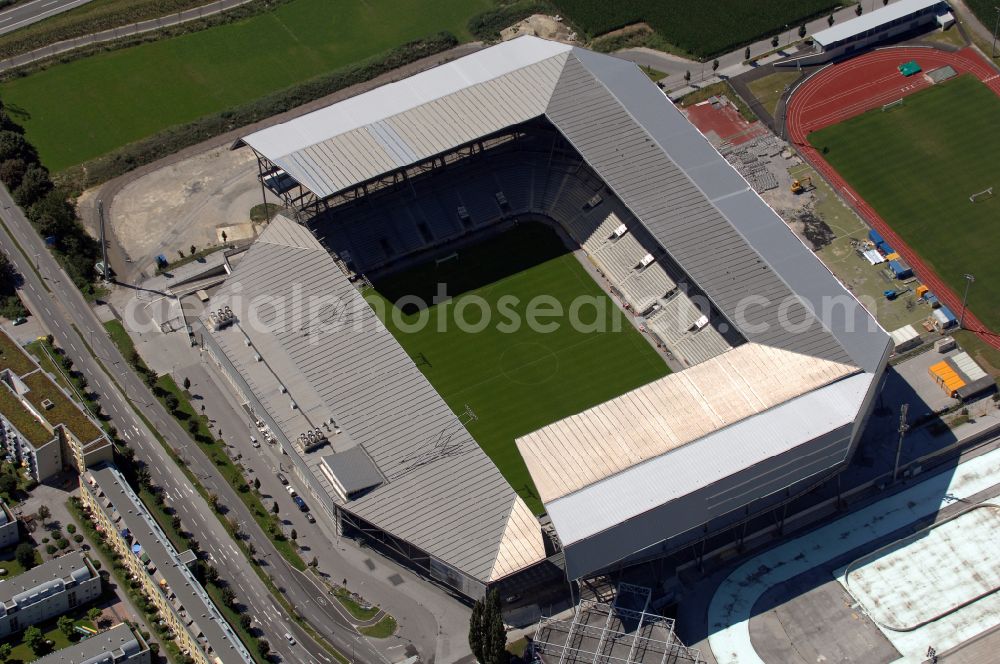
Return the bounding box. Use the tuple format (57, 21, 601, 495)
(208, 36, 891, 597)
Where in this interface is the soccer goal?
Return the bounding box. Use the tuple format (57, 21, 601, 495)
(969, 187, 994, 203)
(881, 98, 904, 112)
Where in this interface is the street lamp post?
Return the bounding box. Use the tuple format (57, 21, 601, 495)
(959, 273, 975, 329)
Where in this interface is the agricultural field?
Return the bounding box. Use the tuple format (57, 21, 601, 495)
(552, 0, 841, 58)
(368, 222, 669, 513)
(808, 75, 1000, 332)
(0, 0, 490, 171)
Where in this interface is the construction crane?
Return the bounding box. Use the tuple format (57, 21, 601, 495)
(791, 176, 814, 194)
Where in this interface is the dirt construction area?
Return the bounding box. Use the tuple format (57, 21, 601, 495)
(100, 144, 262, 274)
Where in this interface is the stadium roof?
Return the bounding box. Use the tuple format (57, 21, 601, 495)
(206, 217, 546, 584)
(812, 0, 945, 46)
(517, 343, 858, 504)
(237, 36, 888, 374)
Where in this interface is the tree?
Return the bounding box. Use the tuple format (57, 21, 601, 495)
(182, 376, 191, 390)
(37, 504, 50, 524)
(828, 14, 835, 26)
(87, 606, 102, 622)
(883, 0, 889, 5)
(272, 502, 279, 515)
(468, 598, 484, 663)
(12, 165, 51, 208)
(208, 493, 220, 511)
(253, 477, 261, 490)
(256, 639, 270, 657)
(24, 625, 43, 654)
(310, 556, 318, 568)
(482, 590, 508, 664)
(744, 46, 750, 61)
(190, 244, 197, 256)
(135, 466, 151, 488)
(712, 59, 720, 73)
(0, 131, 35, 163)
(221, 586, 236, 608)
(239, 614, 252, 631)
(798, 24, 807, 39)
(221, 230, 228, 243)
(0, 642, 12, 661)
(290, 528, 297, 541)
(171, 515, 182, 532)
(856, 4, 863, 15)
(0, 473, 15, 496)
(470, 590, 508, 664)
(205, 565, 220, 584)
(684, 70, 691, 83)
(0, 158, 26, 189)
(771, 34, 779, 48)
(58, 615, 74, 638)
(164, 394, 180, 412)
(188, 419, 198, 435)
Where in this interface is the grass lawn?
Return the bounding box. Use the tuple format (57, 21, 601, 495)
(0, 610, 96, 663)
(808, 75, 1000, 333)
(1, 0, 490, 171)
(359, 615, 396, 638)
(368, 223, 669, 513)
(747, 70, 801, 117)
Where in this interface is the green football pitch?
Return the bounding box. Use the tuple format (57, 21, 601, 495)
(367, 222, 669, 513)
(0, 0, 489, 172)
(808, 75, 1000, 332)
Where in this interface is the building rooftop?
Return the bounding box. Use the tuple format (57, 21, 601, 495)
(812, 0, 945, 46)
(0, 333, 38, 377)
(33, 623, 146, 664)
(0, 552, 92, 606)
(320, 448, 384, 498)
(20, 372, 103, 445)
(0, 378, 53, 447)
(84, 464, 253, 664)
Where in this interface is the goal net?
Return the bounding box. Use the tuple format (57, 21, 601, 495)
(881, 98, 904, 112)
(969, 187, 994, 203)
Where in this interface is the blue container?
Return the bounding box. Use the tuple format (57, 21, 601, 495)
(868, 229, 885, 245)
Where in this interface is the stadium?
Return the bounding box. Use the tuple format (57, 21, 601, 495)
(200, 36, 891, 600)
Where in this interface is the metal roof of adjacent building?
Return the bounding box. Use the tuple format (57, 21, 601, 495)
(517, 343, 859, 504)
(237, 36, 889, 374)
(812, 0, 945, 46)
(321, 447, 384, 496)
(207, 218, 546, 583)
(33, 623, 145, 664)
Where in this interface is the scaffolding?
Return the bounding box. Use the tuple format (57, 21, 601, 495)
(531, 585, 704, 664)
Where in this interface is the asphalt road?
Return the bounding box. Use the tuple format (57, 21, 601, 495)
(0, 0, 93, 36)
(0, 185, 381, 664)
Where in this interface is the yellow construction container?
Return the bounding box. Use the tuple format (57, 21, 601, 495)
(885, 252, 900, 261)
(916, 284, 929, 298)
(928, 361, 965, 396)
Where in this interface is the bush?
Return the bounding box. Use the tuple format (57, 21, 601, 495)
(66, 523, 76, 534)
(46, 543, 57, 554)
(15, 542, 35, 569)
(56, 31, 459, 191)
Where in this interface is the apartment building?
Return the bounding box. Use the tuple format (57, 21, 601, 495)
(0, 552, 101, 638)
(33, 622, 151, 664)
(80, 464, 253, 664)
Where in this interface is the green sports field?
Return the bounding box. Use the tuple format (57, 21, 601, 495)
(808, 75, 1000, 333)
(367, 223, 669, 513)
(0, 0, 489, 172)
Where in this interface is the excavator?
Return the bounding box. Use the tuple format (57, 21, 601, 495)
(791, 176, 814, 194)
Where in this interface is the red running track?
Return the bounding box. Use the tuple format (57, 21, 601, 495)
(786, 46, 1000, 350)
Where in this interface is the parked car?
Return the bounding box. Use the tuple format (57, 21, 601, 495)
(305, 512, 316, 524)
(12, 317, 26, 326)
(276, 473, 288, 485)
(250, 436, 260, 448)
(286, 486, 297, 497)
(293, 495, 308, 512)
(284, 632, 296, 646)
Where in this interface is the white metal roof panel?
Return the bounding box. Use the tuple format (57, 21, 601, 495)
(546, 372, 874, 545)
(812, 0, 944, 46)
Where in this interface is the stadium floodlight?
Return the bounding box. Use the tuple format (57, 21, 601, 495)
(960, 273, 975, 329)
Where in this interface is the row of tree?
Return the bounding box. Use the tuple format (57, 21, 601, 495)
(0, 107, 100, 292)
